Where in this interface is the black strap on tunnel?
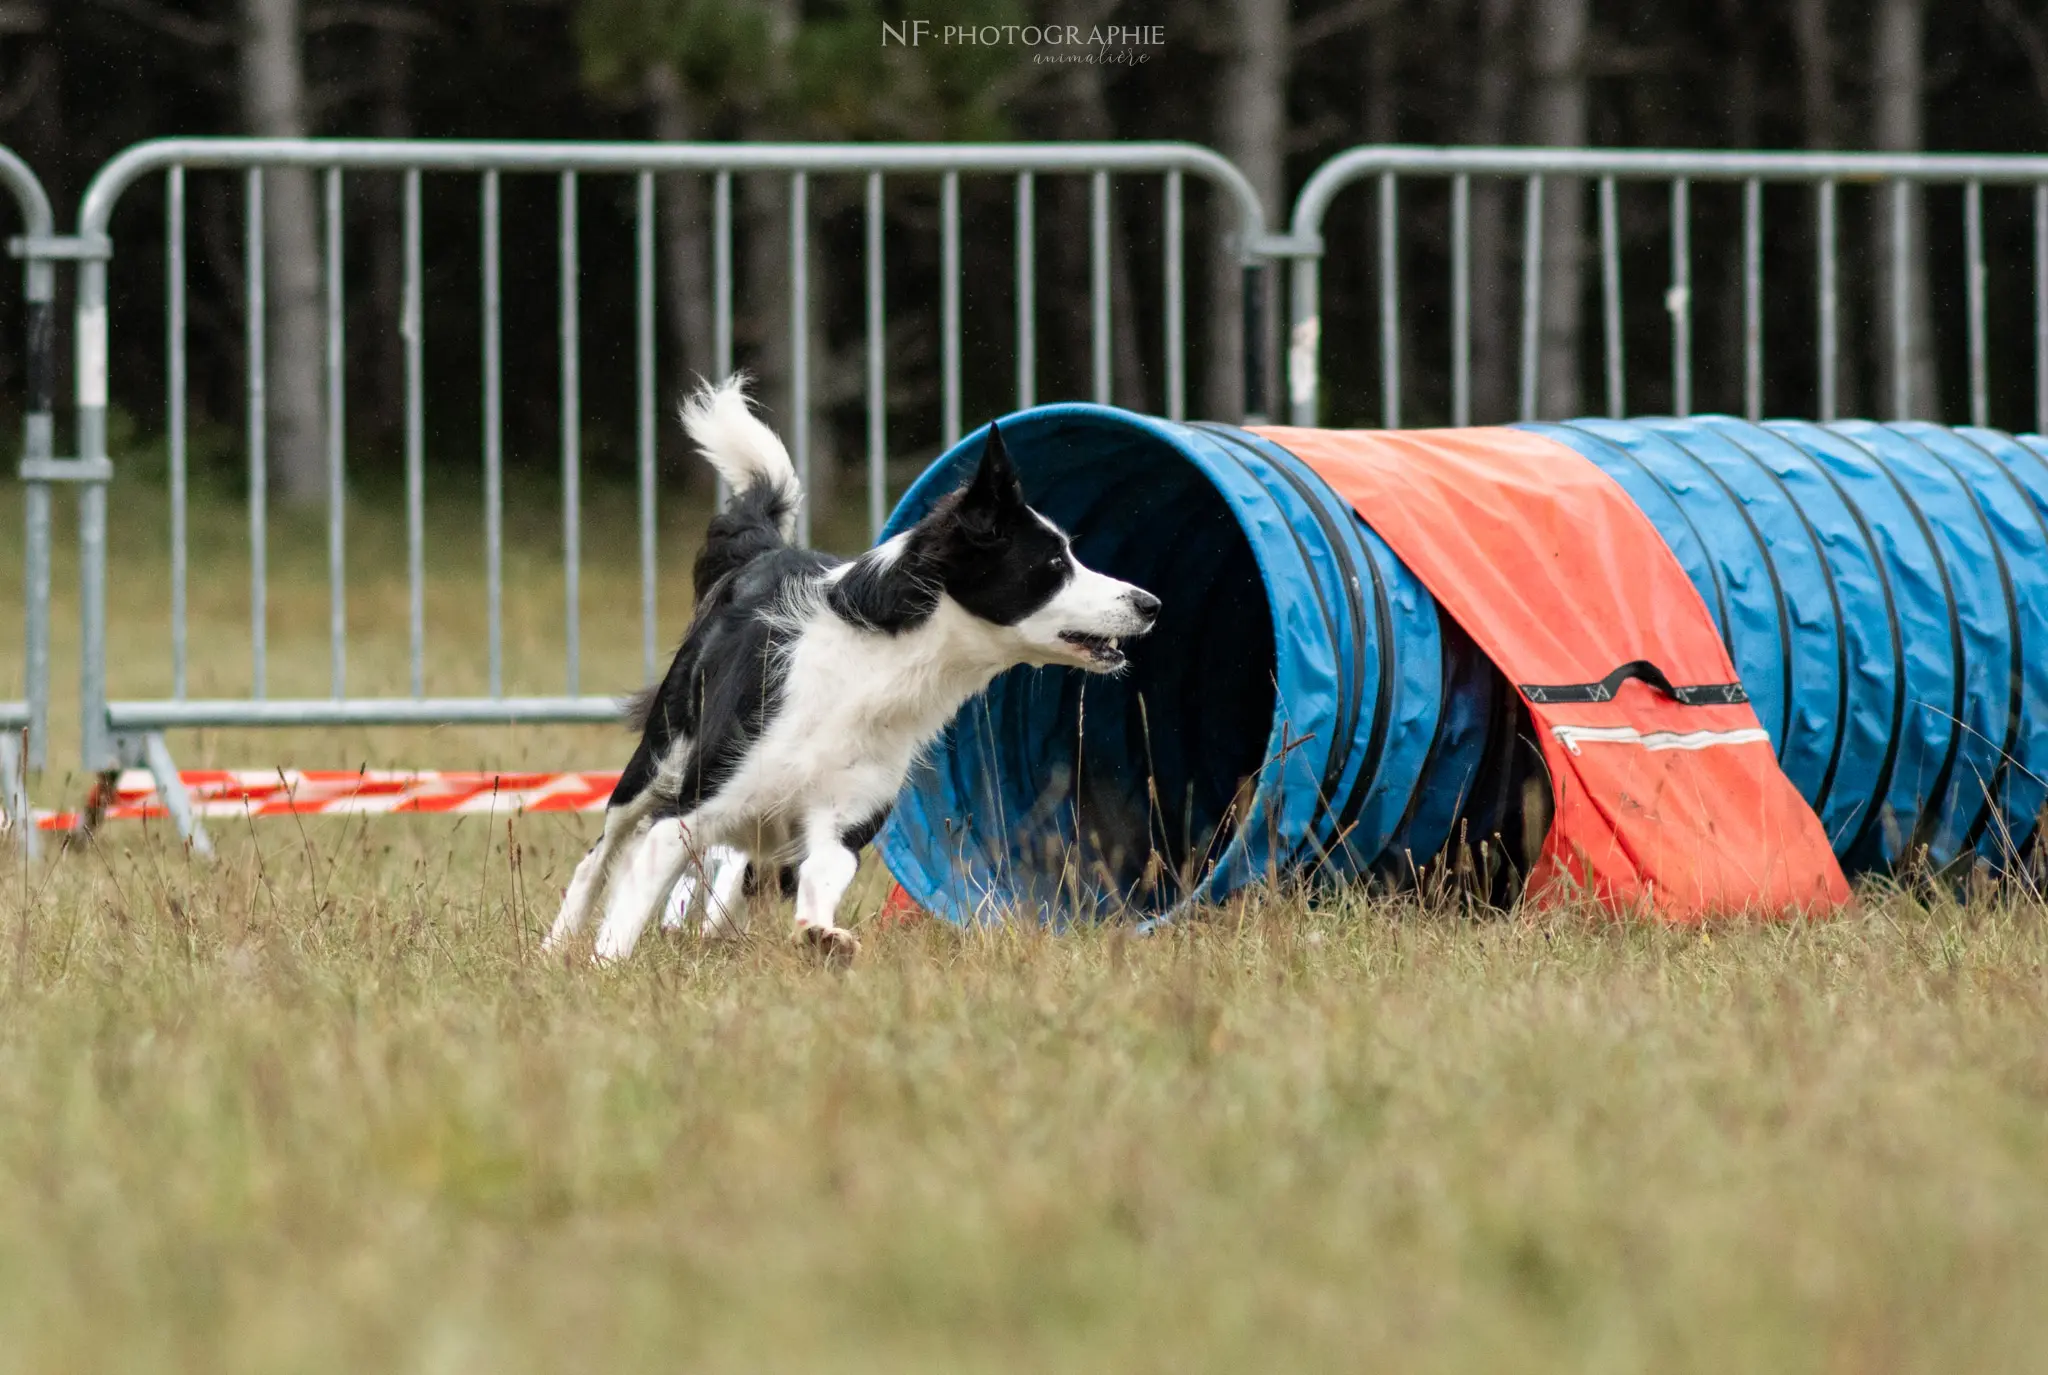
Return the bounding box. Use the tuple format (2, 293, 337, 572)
(1519, 659, 1748, 707)
(1555, 422, 1788, 743)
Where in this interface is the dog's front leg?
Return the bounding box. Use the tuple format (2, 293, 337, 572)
(791, 820, 860, 961)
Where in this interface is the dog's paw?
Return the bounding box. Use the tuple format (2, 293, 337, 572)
(591, 927, 641, 965)
(793, 924, 859, 964)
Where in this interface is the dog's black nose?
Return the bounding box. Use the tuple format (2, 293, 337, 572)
(1129, 588, 1162, 624)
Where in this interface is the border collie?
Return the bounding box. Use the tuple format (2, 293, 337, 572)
(543, 376, 1160, 963)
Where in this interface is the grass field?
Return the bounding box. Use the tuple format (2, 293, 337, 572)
(5, 480, 2048, 1371)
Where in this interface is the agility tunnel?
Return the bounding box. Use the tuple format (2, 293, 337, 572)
(876, 407, 2048, 924)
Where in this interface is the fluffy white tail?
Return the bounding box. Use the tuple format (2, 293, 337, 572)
(679, 374, 801, 539)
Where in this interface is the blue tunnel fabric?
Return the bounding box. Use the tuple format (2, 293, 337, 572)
(878, 407, 2048, 924)
(873, 405, 1462, 922)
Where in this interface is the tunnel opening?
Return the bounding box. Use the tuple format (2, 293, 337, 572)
(879, 408, 1280, 921)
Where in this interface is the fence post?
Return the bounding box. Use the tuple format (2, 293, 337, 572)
(18, 231, 54, 774)
(75, 241, 116, 781)
(4, 146, 59, 855)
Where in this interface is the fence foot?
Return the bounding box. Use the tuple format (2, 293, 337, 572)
(135, 733, 211, 858)
(0, 730, 36, 861)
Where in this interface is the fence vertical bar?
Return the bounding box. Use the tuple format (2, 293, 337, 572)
(1091, 170, 1111, 404)
(712, 170, 732, 509)
(482, 170, 503, 697)
(403, 169, 425, 697)
(167, 165, 187, 701)
(77, 247, 111, 772)
(246, 168, 267, 701)
(1599, 175, 1624, 418)
(19, 194, 53, 773)
(1164, 168, 1185, 422)
(1818, 179, 1838, 423)
(1965, 179, 1988, 428)
(1451, 173, 1471, 427)
(325, 166, 346, 699)
(1519, 174, 1544, 421)
(713, 171, 732, 377)
(1379, 171, 1400, 428)
(559, 171, 581, 695)
(790, 171, 810, 544)
(1891, 179, 1911, 420)
(941, 169, 961, 448)
(636, 172, 657, 682)
(1016, 172, 1035, 409)
(2038, 184, 2048, 434)
(1670, 178, 1692, 417)
(866, 171, 886, 541)
(1743, 178, 1763, 421)
(18, 493, 44, 754)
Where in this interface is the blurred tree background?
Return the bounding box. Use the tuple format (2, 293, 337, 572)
(1, 0, 2046, 511)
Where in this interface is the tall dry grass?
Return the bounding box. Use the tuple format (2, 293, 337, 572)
(3, 482, 2047, 1370)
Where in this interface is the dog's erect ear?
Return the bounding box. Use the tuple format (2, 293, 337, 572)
(961, 423, 1025, 518)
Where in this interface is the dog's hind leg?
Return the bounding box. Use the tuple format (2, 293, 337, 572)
(603, 816, 690, 942)
(593, 814, 708, 964)
(543, 793, 658, 954)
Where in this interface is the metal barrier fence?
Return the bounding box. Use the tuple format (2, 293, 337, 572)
(12, 138, 2048, 855)
(1279, 147, 2048, 433)
(61, 139, 1273, 849)
(2, 143, 55, 856)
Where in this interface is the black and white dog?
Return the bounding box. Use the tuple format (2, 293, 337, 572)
(544, 376, 1160, 962)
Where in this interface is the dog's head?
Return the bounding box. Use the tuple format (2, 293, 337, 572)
(923, 424, 1160, 672)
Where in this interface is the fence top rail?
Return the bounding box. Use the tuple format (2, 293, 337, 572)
(78, 136, 1268, 251)
(1288, 143, 2048, 245)
(0, 143, 53, 239)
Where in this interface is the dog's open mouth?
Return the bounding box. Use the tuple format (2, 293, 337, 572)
(1058, 630, 1127, 670)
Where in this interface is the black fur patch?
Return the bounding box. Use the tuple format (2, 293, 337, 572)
(839, 805, 892, 853)
(826, 539, 943, 632)
(619, 683, 662, 734)
(693, 481, 792, 599)
(743, 862, 800, 899)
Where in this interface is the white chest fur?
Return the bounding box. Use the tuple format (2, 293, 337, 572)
(698, 595, 1014, 845)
